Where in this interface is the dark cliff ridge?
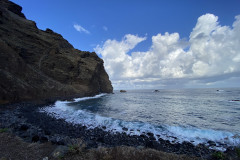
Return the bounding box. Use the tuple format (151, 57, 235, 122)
(0, 0, 113, 104)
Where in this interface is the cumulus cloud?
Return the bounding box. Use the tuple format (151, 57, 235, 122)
(73, 24, 90, 34)
(95, 14, 240, 89)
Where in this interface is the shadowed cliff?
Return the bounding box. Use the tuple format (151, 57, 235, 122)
(0, 0, 113, 104)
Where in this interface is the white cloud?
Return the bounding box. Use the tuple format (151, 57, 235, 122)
(103, 26, 108, 31)
(73, 24, 90, 34)
(95, 34, 146, 79)
(95, 14, 240, 89)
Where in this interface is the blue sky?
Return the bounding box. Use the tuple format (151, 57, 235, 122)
(12, 0, 240, 89)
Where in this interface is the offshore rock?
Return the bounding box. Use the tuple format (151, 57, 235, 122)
(0, 0, 113, 104)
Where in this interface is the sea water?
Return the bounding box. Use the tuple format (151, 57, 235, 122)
(40, 88, 240, 151)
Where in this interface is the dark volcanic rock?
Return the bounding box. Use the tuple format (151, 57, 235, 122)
(20, 124, 29, 131)
(0, 0, 113, 104)
(32, 135, 40, 142)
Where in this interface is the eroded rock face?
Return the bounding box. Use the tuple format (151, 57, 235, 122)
(0, 0, 113, 104)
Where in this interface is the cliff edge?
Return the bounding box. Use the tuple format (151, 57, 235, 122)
(0, 0, 113, 104)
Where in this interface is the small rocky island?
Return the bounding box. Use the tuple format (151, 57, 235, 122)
(0, 0, 112, 104)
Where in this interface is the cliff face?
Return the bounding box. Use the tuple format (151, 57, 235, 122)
(0, 0, 113, 104)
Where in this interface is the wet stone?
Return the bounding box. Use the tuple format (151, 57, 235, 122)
(140, 134, 147, 138)
(32, 135, 39, 142)
(20, 132, 29, 138)
(207, 140, 216, 146)
(44, 130, 51, 135)
(40, 136, 48, 143)
(20, 124, 29, 131)
(147, 132, 154, 137)
(149, 136, 156, 141)
(97, 137, 104, 143)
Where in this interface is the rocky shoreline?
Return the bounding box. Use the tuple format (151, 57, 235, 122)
(2, 102, 237, 159)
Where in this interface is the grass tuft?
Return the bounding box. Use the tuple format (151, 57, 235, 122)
(236, 148, 240, 158)
(0, 128, 8, 133)
(212, 151, 225, 160)
(67, 138, 86, 154)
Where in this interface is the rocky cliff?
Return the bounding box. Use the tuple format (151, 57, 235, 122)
(0, 0, 113, 104)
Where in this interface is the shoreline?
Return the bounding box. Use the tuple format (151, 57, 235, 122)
(0, 102, 239, 159)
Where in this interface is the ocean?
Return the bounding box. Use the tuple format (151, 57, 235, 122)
(40, 88, 240, 151)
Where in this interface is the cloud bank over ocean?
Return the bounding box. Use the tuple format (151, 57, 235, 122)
(95, 14, 240, 89)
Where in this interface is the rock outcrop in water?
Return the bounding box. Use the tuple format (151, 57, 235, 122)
(0, 0, 113, 104)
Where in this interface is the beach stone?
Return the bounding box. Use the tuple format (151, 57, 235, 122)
(147, 132, 154, 137)
(49, 135, 66, 145)
(44, 130, 51, 135)
(137, 145, 145, 149)
(145, 140, 159, 149)
(19, 131, 29, 139)
(97, 137, 104, 143)
(32, 135, 39, 142)
(149, 136, 156, 141)
(207, 140, 216, 146)
(40, 136, 48, 143)
(20, 124, 29, 131)
(122, 127, 128, 131)
(140, 134, 147, 138)
(86, 140, 98, 148)
(51, 146, 68, 158)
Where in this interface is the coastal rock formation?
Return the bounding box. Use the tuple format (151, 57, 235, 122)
(0, 0, 113, 104)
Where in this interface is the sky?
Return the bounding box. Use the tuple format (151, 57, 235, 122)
(12, 0, 240, 89)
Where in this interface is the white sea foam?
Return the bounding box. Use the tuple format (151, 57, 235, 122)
(40, 93, 240, 151)
(166, 126, 240, 150)
(73, 93, 107, 102)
